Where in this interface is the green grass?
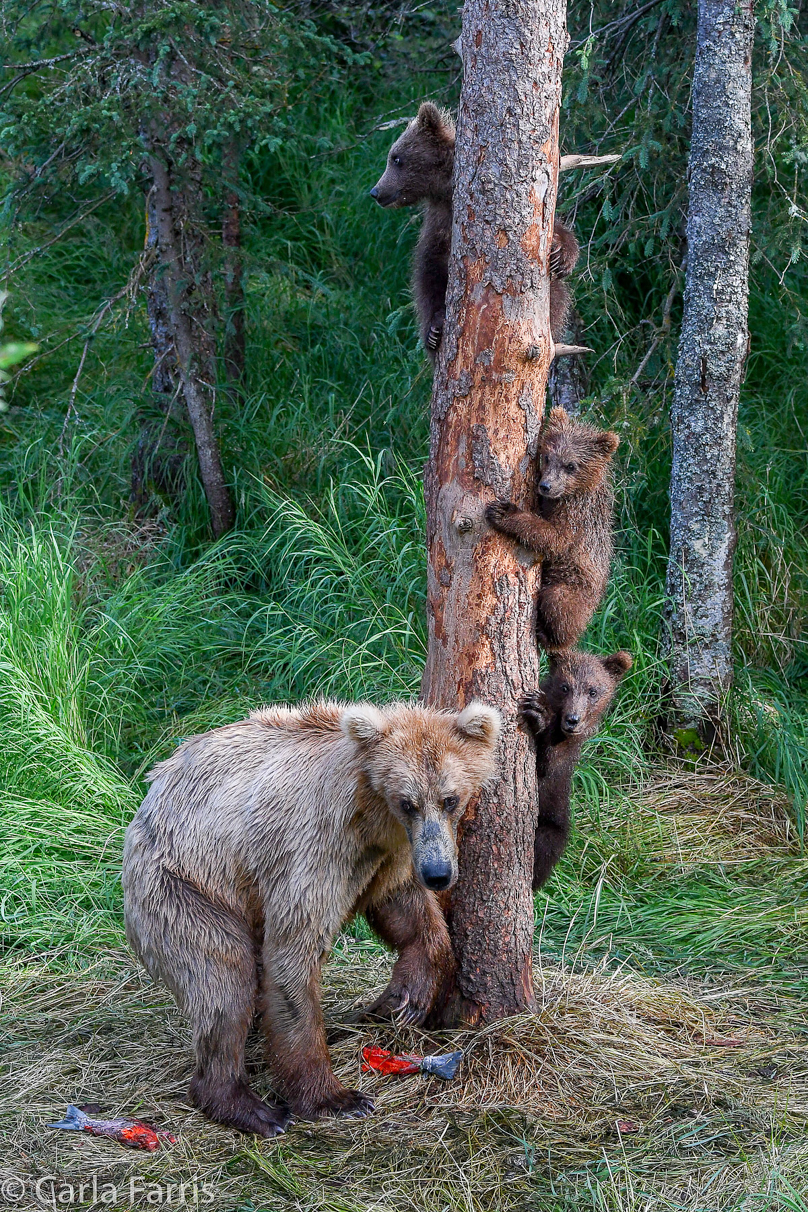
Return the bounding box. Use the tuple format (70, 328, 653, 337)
(1, 5, 807, 1208)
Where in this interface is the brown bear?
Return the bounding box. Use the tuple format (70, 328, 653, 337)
(520, 648, 632, 891)
(122, 698, 501, 1136)
(370, 101, 580, 359)
(486, 407, 619, 650)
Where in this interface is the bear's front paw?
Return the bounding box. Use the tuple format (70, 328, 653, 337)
(519, 691, 551, 732)
(361, 982, 431, 1027)
(485, 499, 519, 530)
(300, 1086, 375, 1121)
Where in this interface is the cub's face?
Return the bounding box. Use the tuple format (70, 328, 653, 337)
(341, 702, 501, 892)
(542, 650, 632, 738)
(538, 410, 620, 500)
(370, 102, 454, 209)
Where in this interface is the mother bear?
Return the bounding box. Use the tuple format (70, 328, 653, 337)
(122, 698, 500, 1135)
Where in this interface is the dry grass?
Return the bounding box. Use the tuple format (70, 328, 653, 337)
(2, 768, 807, 1210)
(2, 947, 807, 1211)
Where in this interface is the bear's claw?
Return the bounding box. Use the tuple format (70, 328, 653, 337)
(485, 499, 519, 529)
(519, 691, 551, 731)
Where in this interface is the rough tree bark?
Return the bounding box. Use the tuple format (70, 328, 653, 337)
(422, 0, 567, 1025)
(148, 156, 236, 537)
(664, 0, 754, 740)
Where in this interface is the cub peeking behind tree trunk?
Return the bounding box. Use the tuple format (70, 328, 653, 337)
(122, 698, 501, 1136)
(486, 408, 619, 650)
(370, 102, 580, 359)
(520, 648, 632, 891)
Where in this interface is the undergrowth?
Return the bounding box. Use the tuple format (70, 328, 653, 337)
(0, 2, 807, 1208)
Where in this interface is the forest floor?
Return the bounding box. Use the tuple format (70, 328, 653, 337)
(3, 765, 806, 1212)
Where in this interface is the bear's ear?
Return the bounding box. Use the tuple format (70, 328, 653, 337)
(455, 701, 502, 747)
(417, 101, 452, 140)
(341, 704, 390, 746)
(601, 650, 633, 681)
(592, 429, 620, 457)
(548, 407, 569, 428)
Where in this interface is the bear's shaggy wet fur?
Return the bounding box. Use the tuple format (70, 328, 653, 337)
(520, 649, 632, 890)
(371, 102, 580, 359)
(486, 408, 619, 650)
(122, 698, 501, 1135)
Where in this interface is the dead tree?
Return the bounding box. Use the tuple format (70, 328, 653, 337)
(148, 154, 235, 538)
(664, 0, 754, 740)
(422, 0, 568, 1025)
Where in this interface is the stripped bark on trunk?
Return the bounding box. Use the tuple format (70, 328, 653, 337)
(422, 0, 567, 1025)
(149, 156, 235, 537)
(664, 0, 754, 738)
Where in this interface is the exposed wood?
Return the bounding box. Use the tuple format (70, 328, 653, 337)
(422, 0, 568, 1026)
(559, 153, 620, 171)
(664, 0, 754, 737)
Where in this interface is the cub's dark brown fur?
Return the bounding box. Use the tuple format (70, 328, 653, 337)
(371, 102, 580, 359)
(486, 408, 619, 650)
(521, 649, 632, 891)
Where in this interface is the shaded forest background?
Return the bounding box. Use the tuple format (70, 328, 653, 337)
(2, 3, 808, 1208)
(1, 1, 806, 959)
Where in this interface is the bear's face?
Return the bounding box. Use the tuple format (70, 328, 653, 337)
(538, 407, 619, 500)
(542, 650, 632, 739)
(341, 701, 500, 891)
(370, 101, 455, 209)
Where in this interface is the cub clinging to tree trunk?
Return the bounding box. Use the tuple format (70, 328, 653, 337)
(486, 408, 619, 650)
(370, 101, 580, 359)
(122, 698, 500, 1136)
(520, 648, 632, 891)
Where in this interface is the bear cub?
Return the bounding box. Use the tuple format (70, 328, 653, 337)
(122, 698, 501, 1136)
(486, 407, 619, 650)
(521, 648, 632, 891)
(370, 101, 580, 359)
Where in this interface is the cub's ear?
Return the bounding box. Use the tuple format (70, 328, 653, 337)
(601, 650, 633, 681)
(455, 701, 502, 747)
(593, 430, 620, 457)
(417, 101, 453, 140)
(341, 704, 389, 746)
(548, 407, 569, 428)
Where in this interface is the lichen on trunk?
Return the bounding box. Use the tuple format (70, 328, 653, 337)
(664, 0, 754, 740)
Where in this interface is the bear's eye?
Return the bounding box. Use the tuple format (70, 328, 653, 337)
(565, 462, 578, 473)
(587, 687, 599, 698)
(392, 155, 402, 166)
(399, 797, 417, 815)
(561, 683, 571, 695)
(443, 795, 459, 813)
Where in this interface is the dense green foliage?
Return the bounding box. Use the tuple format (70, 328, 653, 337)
(1, 0, 806, 950)
(1, 2, 807, 1206)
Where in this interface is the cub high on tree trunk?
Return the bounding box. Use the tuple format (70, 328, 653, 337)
(122, 698, 500, 1136)
(520, 649, 632, 891)
(370, 101, 580, 359)
(486, 408, 619, 650)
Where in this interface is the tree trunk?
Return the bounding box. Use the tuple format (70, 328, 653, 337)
(131, 187, 186, 513)
(548, 310, 589, 415)
(222, 141, 246, 389)
(149, 155, 236, 538)
(664, 0, 754, 741)
(422, 0, 567, 1026)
